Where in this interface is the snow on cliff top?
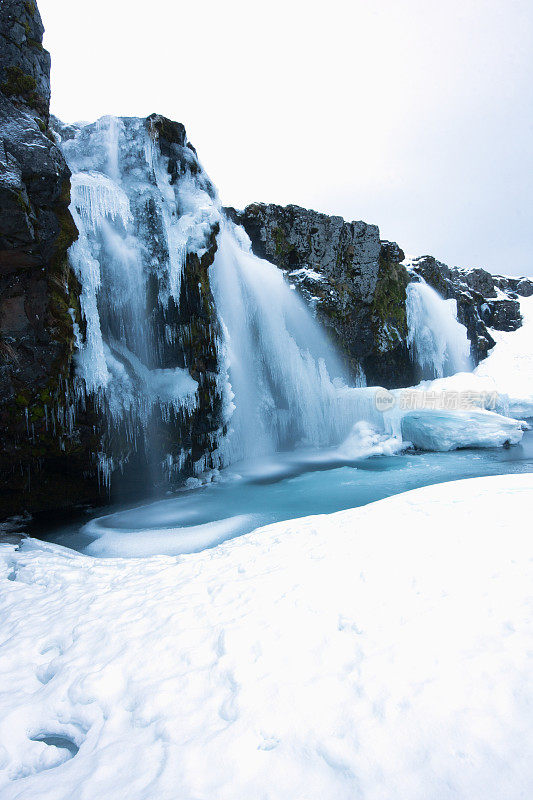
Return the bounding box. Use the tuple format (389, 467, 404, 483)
(1, 473, 532, 799)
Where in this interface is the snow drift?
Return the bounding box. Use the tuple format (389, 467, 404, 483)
(1, 473, 532, 799)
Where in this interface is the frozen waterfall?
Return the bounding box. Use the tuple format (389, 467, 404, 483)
(57, 113, 504, 494)
(58, 114, 385, 485)
(59, 114, 221, 486)
(406, 280, 472, 379)
(211, 223, 369, 462)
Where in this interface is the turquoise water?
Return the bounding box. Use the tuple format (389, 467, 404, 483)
(39, 428, 533, 558)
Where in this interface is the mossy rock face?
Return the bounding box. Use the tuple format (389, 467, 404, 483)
(371, 250, 409, 345)
(1, 0, 52, 120)
(140, 224, 224, 493)
(0, 65, 41, 110)
(0, 33, 97, 516)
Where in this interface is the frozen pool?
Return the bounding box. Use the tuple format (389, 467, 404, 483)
(35, 426, 533, 559)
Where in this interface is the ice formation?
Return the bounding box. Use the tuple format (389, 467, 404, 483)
(401, 408, 525, 451)
(57, 115, 529, 487)
(59, 117, 401, 475)
(63, 116, 216, 425)
(406, 280, 472, 378)
(211, 224, 370, 461)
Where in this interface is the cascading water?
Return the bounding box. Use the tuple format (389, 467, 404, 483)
(35, 115, 530, 559)
(57, 113, 390, 491)
(406, 280, 472, 379)
(58, 115, 223, 487)
(210, 223, 369, 462)
(58, 113, 490, 499)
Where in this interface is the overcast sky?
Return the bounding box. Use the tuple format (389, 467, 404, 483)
(40, 0, 532, 276)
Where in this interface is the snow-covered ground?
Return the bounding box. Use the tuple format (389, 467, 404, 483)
(475, 294, 533, 417)
(1, 473, 532, 799)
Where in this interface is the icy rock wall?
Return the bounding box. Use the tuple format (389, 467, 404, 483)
(57, 114, 226, 493)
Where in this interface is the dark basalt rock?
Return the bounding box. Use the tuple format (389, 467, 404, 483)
(147, 113, 186, 148)
(493, 274, 533, 298)
(0, 0, 97, 518)
(229, 202, 382, 302)
(231, 204, 530, 382)
(481, 298, 522, 332)
(0, 0, 51, 121)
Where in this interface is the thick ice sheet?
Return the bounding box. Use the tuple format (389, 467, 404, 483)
(401, 408, 525, 451)
(1, 474, 532, 799)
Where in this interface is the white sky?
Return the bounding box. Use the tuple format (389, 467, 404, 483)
(39, 0, 533, 276)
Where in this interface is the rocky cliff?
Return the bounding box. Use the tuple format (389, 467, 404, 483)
(0, 1, 228, 519)
(0, 0, 94, 518)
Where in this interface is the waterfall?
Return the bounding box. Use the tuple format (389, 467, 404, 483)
(63, 116, 215, 412)
(211, 223, 367, 462)
(58, 115, 223, 485)
(406, 280, 472, 379)
(57, 113, 386, 487)
(61, 113, 486, 491)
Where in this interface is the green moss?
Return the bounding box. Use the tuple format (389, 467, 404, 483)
(24, 0, 36, 14)
(1, 66, 36, 96)
(0, 164, 99, 514)
(14, 189, 30, 213)
(271, 225, 297, 266)
(370, 251, 410, 350)
(272, 226, 287, 256)
(36, 117, 46, 132)
(23, 20, 31, 36)
(44, 179, 82, 386)
(53, 210, 78, 267)
(30, 405, 45, 421)
(0, 66, 42, 112)
(335, 244, 355, 274)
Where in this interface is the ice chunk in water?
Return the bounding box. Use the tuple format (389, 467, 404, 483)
(401, 408, 525, 452)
